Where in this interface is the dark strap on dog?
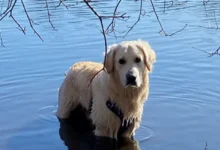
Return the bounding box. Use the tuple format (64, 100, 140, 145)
(90, 98, 132, 137)
(106, 100, 124, 121)
(106, 99, 133, 137)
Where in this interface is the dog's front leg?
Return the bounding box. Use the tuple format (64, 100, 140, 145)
(95, 127, 111, 138)
(94, 124, 119, 139)
(120, 121, 138, 140)
(93, 127, 118, 150)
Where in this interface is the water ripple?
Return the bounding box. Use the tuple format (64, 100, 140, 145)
(37, 105, 58, 124)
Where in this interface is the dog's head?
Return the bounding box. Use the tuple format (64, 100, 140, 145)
(104, 39, 156, 88)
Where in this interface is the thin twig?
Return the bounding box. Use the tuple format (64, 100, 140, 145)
(150, 0, 187, 36)
(0, 0, 5, 15)
(83, 0, 107, 86)
(168, 24, 188, 36)
(163, 0, 166, 13)
(8, 0, 12, 8)
(213, 10, 219, 29)
(0, 0, 17, 21)
(0, 0, 26, 35)
(83, 0, 107, 57)
(204, 141, 208, 150)
(123, 0, 143, 37)
(192, 47, 211, 54)
(166, 0, 174, 9)
(55, 0, 68, 9)
(9, 11, 26, 34)
(55, 0, 77, 10)
(45, 0, 56, 30)
(201, 1, 219, 30)
(175, 1, 188, 6)
(21, 0, 44, 41)
(0, 32, 5, 47)
(105, 0, 123, 34)
(189, 24, 220, 30)
(150, 0, 167, 35)
(192, 47, 220, 57)
(0, 0, 12, 17)
(203, 0, 210, 5)
(101, 14, 128, 19)
(212, 47, 220, 56)
(203, 0, 210, 27)
(165, 0, 188, 9)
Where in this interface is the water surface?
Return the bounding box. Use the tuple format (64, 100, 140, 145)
(0, 0, 220, 150)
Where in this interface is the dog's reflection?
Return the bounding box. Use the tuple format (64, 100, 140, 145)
(58, 105, 140, 150)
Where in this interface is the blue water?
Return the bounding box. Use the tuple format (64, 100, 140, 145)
(0, 0, 220, 150)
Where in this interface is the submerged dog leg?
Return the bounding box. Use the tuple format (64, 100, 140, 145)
(120, 121, 136, 139)
(56, 73, 77, 118)
(94, 127, 111, 138)
(56, 96, 75, 118)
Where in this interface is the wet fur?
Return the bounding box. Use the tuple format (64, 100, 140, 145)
(56, 39, 156, 139)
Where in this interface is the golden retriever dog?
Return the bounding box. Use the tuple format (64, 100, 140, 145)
(56, 39, 156, 140)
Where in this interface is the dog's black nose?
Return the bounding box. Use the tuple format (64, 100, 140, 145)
(126, 73, 136, 85)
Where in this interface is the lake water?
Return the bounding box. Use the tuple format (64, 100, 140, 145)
(0, 0, 220, 150)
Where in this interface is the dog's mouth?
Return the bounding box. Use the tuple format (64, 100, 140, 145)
(125, 82, 137, 88)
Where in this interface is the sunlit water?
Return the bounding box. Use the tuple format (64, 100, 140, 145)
(0, 0, 220, 150)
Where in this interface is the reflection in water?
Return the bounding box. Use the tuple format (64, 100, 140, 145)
(58, 105, 140, 150)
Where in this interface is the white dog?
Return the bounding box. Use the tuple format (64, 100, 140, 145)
(56, 39, 156, 139)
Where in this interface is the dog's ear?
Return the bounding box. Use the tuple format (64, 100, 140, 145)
(137, 40, 156, 72)
(104, 44, 117, 74)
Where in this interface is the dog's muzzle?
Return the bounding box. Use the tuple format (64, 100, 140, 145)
(126, 71, 137, 87)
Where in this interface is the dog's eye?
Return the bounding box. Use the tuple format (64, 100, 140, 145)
(119, 58, 126, 65)
(135, 57, 141, 63)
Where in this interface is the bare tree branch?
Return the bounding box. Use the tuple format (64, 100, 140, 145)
(20, 0, 44, 41)
(167, 0, 174, 9)
(83, 0, 129, 62)
(83, 0, 107, 59)
(167, 24, 188, 36)
(0, 0, 218, 52)
(83, 0, 107, 86)
(150, 0, 168, 35)
(203, 0, 208, 18)
(82, 0, 145, 85)
(0, 0, 4, 15)
(55, 0, 78, 10)
(189, 24, 220, 30)
(150, 0, 187, 36)
(123, 0, 143, 37)
(45, 0, 56, 30)
(163, 0, 166, 13)
(101, 14, 129, 19)
(105, 0, 123, 35)
(55, 0, 69, 9)
(203, 0, 210, 5)
(0, 32, 5, 47)
(213, 10, 219, 29)
(204, 141, 208, 150)
(0, 0, 12, 17)
(192, 47, 220, 57)
(0, 0, 44, 41)
(190, 3, 220, 30)
(0, 0, 17, 22)
(9, 11, 26, 34)
(163, 0, 188, 11)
